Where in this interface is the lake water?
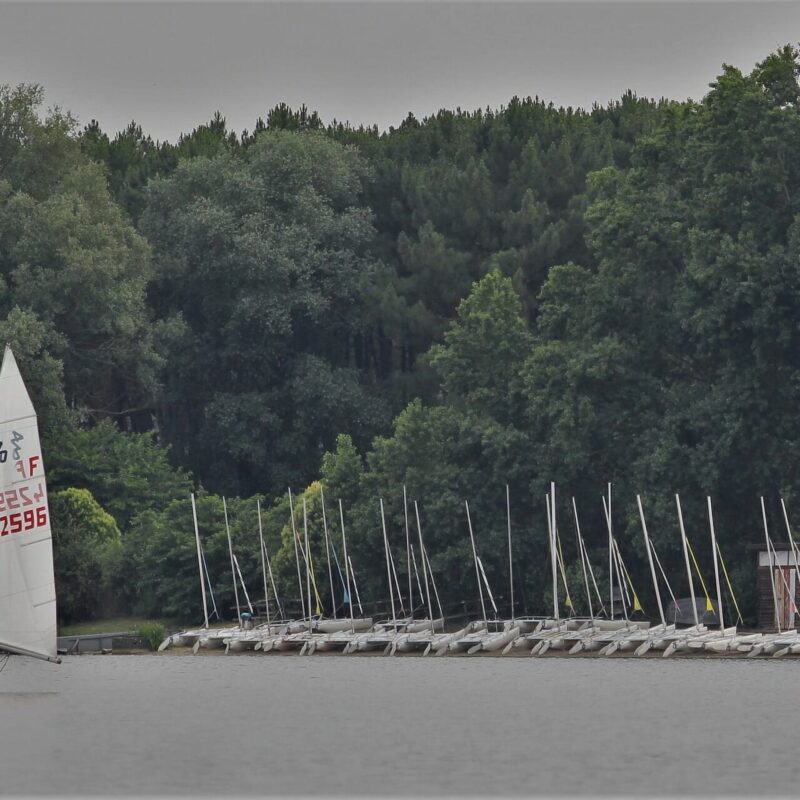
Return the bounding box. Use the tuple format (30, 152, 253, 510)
(0, 652, 797, 796)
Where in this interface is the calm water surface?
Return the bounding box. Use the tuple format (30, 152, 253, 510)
(0, 653, 797, 796)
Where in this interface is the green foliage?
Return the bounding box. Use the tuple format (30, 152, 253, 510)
(10, 51, 800, 624)
(51, 488, 122, 624)
(136, 621, 167, 651)
(141, 130, 389, 497)
(46, 420, 192, 529)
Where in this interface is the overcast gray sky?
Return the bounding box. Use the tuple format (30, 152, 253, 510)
(1, 1, 799, 142)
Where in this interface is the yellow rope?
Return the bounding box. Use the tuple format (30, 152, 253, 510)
(295, 528, 324, 616)
(307, 550, 323, 616)
(715, 543, 744, 625)
(615, 542, 643, 613)
(684, 535, 715, 613)
(555, 532, 575, 612)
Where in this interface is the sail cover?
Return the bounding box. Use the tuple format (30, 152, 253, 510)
(0, 346, 58, 659)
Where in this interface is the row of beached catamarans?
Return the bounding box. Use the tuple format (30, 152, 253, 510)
(159, 615, 800, 657)
(160, 483, 800, 659)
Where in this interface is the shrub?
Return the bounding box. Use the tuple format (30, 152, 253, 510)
(136, 622, 166, 651)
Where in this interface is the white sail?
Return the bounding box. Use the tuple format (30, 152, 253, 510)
(0, 345, 59, 661)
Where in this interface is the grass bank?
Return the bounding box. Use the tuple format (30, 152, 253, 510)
(58, 617, 175, 636)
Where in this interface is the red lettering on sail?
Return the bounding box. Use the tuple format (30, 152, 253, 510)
(0, 505, 48, 535)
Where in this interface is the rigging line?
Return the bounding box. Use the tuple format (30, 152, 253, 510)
(414, 502, 435, 626)
(602, 494, 630, 615)
(422, 541, 444, 621)
(613, 539, 633, 607)
(465, 500, 488, 624)
(308, 547, 323, 616)
(291, 501, 324, 615)
(347, 555, 364, 616)
(614, 539, 643, 613)
(256, 499, 271, 627)
(759, 497, 779, 632)
(611, 537, 630, 621)
(403, 485, 413, 619)
(320, 486, 337, 619)
(387, 545, 407, 617)
(262, 540, 284, 620)
(288, 489, 307, 620)
(232, 553, 255, 615)
(328, 537, 350, 603)
(545, 491, 559, 621)
(223, 497, 242, 626)
(581, 533, 607, 615)
(714, 542, 744, 626)
(684, 534, 715, 612)
(781, 497, 800, 568)
(200, 544, 220, 620)
(555, 530, 575, 613)
(649, 539, 679, 612)
(476, 556, 498, 615)
(410, 543, 425, 610)
(779, 499, 800, 615)
(572, 498, 595, 619)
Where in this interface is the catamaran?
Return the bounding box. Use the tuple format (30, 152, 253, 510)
(0, 346, 60, 663)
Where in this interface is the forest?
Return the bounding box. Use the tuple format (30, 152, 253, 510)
(2, 46, 800, 626)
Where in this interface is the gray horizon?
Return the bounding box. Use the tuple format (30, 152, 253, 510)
(1, 1, 799, 142)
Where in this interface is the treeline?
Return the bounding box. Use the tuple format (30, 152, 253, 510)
(2, 47, 799, 625)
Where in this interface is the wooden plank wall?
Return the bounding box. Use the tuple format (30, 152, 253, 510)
(757, 567, 799, 629)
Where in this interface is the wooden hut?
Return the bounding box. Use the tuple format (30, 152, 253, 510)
(755, 545, 799, 630)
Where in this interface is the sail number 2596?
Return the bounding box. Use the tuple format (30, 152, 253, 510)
(0, 506, 48, 536)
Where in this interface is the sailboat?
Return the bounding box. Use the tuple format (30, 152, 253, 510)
(0, 345, 60, 663)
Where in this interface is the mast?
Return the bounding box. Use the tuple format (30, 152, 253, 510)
(779, 498, 800, 628)
(477, 556, 498, 617)
(410, 544, 425, 603)
(549, 483, 559, 621)
(348, 555, 364, 616)
(303, 496, 313, 627)
(675, 494, 699, 627)
(380, 499, 398, 626)
(191, 493, 209, 628)
(256, 499, 271, 628)
(200, 544, 220, 620)
(262, 537, 282, 620)
(422, 539, 444, 622)
(404, 485, 413, 618)
(223, 496, 242, 626)
(636, 495, 665, 626)
(465, 500, 487, 625)
(320, 486, 336, 618)
(288, 488, 306, 620)
(388, 545, 406, 616)
(233, 554, 254, 615)
(573, 497, 594, 621)
(607, 484, 613, 619)
(506, 484, 515, 624)
(610, 536, 631, 621)
(708, 497, 726, 631)
(602, 492, 627, 621)
(760, 497, 780, 631)
(415, 503, 435, 631)
(338, 499, 355, 632)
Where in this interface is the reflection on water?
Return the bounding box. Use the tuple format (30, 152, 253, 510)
(0, 653, 796, 796)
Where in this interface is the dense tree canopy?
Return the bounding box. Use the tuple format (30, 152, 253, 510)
(3, 46, 800, 625)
